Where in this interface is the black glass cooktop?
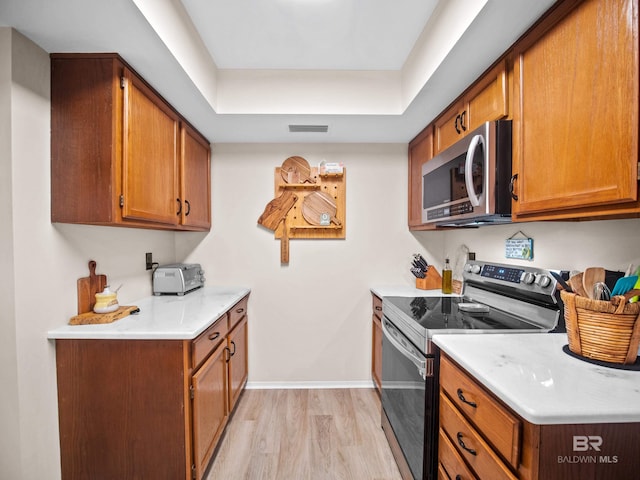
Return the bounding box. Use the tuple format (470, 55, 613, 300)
(384, 295, 544, 332)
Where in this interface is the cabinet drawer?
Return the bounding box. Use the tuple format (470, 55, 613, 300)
(440, 393, 517, 480)
(440, 355, 521, 467)
(372, 294, 383, 319)
(192, 316, 229, 369)
(228, 296, 248, 330)
(439, 428, 477, 480)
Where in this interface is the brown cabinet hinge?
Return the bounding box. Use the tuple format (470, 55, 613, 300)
(189, 384, 194, 400)
(120, 75, 125, 89)
(119, 194, 124, 208)
(637, 161, 639, 180)
(191, 464, 197, 479)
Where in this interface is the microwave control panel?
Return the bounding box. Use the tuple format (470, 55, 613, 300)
(426, 201, 474, 221)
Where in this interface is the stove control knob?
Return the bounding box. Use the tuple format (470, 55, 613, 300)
(465, 264, 481, 274)
(536, 274, 551, 288)
(521, 272, 535, 284)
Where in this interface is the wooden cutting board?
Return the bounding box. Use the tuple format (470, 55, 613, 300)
(280, 156, 315, 184)
(302, 191, 341, 226)
(257, 190, 298, 231)
(69, 305, 139, 325)
(77, 260, 107, 314)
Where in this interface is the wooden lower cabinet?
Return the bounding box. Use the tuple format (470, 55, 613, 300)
(439, 353, 640, 480)
(371, 294, 383, 394)
(228, 315, 248, 411)
(55, 295, 249, 480)
(192, 339, 229, 480)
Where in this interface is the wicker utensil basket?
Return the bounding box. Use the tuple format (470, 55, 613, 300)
(560, 289, 640, 364)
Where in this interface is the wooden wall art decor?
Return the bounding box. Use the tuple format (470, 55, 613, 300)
(258, 156, 346, 264)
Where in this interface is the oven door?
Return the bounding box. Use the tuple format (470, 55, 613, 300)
(381, 316, 438, 480)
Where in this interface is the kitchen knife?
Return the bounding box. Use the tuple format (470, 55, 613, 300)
(411, 267, 426, 279)
(413, 254, 429, 271)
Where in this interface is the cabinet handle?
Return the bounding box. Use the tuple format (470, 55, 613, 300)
(236, 307, 245, 314)
(456, 476, 462, 480)
(454, 114, 461, 134)
(230, 341, 236, 356)
(208, 332, 220, 341)
(460, 110, 467, 132)
(185, 199, 191, 216)
(224, 346, 231, 363)
(176, 198, 182, 215)
(457, 388, 477, 408)
(509, 174, 519, 201)
(456, 432, 477, 456)
(375, 306, 382, 311)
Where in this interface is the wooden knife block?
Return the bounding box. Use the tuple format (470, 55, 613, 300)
(416, 266, 442, 290)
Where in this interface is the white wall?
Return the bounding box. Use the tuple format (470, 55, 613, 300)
(179, 143, 444, 386)
(441, 219, 640, 279)
(0, 29, 177, 480)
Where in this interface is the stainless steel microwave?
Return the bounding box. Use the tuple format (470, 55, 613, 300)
(422, 120, 513, 226)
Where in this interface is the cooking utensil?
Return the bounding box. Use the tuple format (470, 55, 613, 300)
(257, 190, 298, 231)
(592, 281, 611, 301)
(411, 267, 426, 279)
(568, 272, 588, 297)
(582, 267, 605, 299)
(550, 270, 573, 293)
(611, 275, 639, 296)
(77, 260, 107, 314)
(604, 270, 625, 290)
(301, 191, 341, 226)
(413, 254, 429, 271)
(280, 156, 315, 184)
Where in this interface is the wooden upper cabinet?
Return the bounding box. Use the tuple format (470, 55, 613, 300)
(51, 53, 211, 231)
(434, 60, 508, 155)
(511, 0, 640, 220)
(122, 68, 180, 225)
(180, 123, 212, 229)
(408, 125, 434, 230)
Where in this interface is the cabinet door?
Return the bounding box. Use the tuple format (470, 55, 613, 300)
(192, 340, 229, 480)
(408, 126, 435, 230)
(434, 99, 465, 155)
(434, 61, 508, 156)
(122, 68, 180, 225)
(180, 124, 211, 229)
(228, 315, 248, 412)
(512, 0, 639, 219)
(372, 314, 382, 393)
(465, 60, 508, 134)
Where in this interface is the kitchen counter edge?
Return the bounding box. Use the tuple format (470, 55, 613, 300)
(433, 333, 640, 425)
(47, 286, 251, 340)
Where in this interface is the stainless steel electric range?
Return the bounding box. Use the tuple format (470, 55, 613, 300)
(380, 260, 563, 480)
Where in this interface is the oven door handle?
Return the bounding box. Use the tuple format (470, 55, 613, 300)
(382, 317, 432, 379)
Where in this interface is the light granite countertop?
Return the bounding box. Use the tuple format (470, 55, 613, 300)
(433, 332, 640, 425)
(47, 286, 250, 340)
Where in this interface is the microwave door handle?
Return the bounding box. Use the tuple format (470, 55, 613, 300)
(464, 134, 484, 207)
(381, 317, 429, 378)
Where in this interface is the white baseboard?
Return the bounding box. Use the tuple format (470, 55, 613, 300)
(245, 380, 375, 390)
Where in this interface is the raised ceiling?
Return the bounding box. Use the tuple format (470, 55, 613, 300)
(0, 0, 556, 143)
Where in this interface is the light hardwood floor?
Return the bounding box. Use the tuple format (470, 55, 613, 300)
(206, 388, 403, 480)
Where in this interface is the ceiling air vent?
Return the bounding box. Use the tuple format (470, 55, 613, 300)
(288, 124, 329, 133)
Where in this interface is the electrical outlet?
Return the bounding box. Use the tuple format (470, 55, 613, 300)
(468, 252, 476, 261)
(145, 252, 153, 270)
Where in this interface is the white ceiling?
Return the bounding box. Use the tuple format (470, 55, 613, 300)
(0, 0, 556, 143)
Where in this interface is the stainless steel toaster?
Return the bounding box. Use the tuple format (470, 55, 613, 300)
(153, 263, 205, 295)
